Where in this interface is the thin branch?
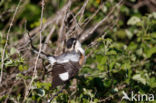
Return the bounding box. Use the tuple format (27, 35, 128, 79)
(98, 84, 126, 102)
(55, 0, 72, 55)
(85, 14, 120, 51)
(22, 0, 45, 102)
(79, 0, 124, 42)
(15, 2, 73, 48)
(77, 0, 89, 22)
(67, 3, 102, 38)
(80, 5, 101, 27)
(43, 26, 56, 51)
(0, 0, 22, 84)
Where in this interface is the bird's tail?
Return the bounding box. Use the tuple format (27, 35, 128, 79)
(27, 33, 50, 60)
(31, 45, 50, 60)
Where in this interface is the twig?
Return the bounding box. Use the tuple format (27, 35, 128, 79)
(55, 0, 72, 55)
(15, 2, 72, 48)
(85, 14, 120, 51)
(10, 97, 18, 103)
(22, 0, 45, 102)
(79, 0, 124, 42)
(67, 3, 102, 38)
(3, 0, 29, 32)
(98, 84, 126, 102)
(4, 80, 21, 103)
(80, 5, 101, 27)
(0, 0, 22, 84)
(77, 0, 89, 22)
(43, 26, 56, 51)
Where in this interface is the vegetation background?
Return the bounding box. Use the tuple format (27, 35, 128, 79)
(0, 0, 156, 103)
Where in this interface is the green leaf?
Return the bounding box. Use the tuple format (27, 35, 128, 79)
(101, 57, 107, 65)
(107, 50, 117, 55)
(128, 42, 137, 51)
(145, 47, 156, 58)
(130, 54, 136, 61)
(121, 63, 131, 70)
(96, 55, 103, 63)
(132, 74, 146, 85)
(43, 82, 51, 90)
(109, 61, 115, 70)
(125, 29, 133, 39)
(36, 82, 42, 88)
(104, 80, 112, 88)
(127, 16, 141, 25)
(148, 77, 156, 88)
(116, 30, 126, 39)
(5, 60, 13, 66)
(10, 48, 17, 55)
(18, 65, 28, 71)
(18, 65, 23, 71)
(149, 12, 156, 19)
(136, 48, 143, 56)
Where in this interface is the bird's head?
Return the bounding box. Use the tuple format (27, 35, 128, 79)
(66, 38, 85, 55)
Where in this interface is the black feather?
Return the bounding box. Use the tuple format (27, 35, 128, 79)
(51, 62, 80, 88)
(66, 38, 77, 49)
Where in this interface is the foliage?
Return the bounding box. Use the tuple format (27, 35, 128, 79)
(0, 0, 156, 103)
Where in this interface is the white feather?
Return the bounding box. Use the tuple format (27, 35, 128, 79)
(57, 54, 79, 63)
(59, 72, 69, 81)
(48, 57, 56, 65)
(48, 53, 80, 65)
(75, 41, 85, 55)
(47, 41, 85, 65)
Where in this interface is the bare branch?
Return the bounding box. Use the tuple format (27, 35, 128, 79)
(22, 0, 45, 102)
(80, 5, 101, 27)
(76, 0, 90, 22)
(0, 0, 22, 84)
(55, 0, 72, 55)
(79, 0, 124, 42)
(43, 26, 56, 51)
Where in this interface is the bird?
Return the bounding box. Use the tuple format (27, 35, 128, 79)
(29, 37, 85, 89)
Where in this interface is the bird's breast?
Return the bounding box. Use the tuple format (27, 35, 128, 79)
(79, 54, 85, 66)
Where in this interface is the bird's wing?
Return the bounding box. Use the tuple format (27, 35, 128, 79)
(51, 62, 80, 88)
